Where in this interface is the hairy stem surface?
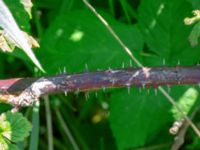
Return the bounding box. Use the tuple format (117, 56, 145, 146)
(0, 66, 199, 106)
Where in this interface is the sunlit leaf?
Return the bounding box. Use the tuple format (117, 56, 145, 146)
(188, 21, 200, 47)
(171, 87, 199, 120)
(0, 0, 44, 72)
(20, 0, 33, 18)
(0, 111, 32, 150)
(138, 0, 200, 66)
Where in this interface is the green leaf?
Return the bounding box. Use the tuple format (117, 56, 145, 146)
(171, 87, 199, 120)
(0, 138, 19, 150)
(0, 111, 32, 150)
(138, 0, 200, 66)
(188, 21, 200, 47)
(38, 10, 143, 73)
(109, 86, 200, 149)
(186, 0, 200, 9)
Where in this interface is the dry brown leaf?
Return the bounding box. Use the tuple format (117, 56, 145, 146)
(0, 30, 39, 52)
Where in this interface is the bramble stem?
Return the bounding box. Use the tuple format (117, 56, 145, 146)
(0, 66, 200, 106)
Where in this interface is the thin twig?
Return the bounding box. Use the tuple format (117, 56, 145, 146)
(81, 0, 200, 138)
(171, 107, 199, 150)
(82, 0, 142, 67)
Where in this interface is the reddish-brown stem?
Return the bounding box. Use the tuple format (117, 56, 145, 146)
(0, 66, 200, 107)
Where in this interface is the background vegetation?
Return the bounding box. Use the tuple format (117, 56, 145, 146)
(1, 0, 200, 149)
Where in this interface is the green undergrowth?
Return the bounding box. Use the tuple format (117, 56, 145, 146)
(0, 0, 200, 149)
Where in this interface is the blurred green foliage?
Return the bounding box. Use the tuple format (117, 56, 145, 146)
(1, 0, 200, 149)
